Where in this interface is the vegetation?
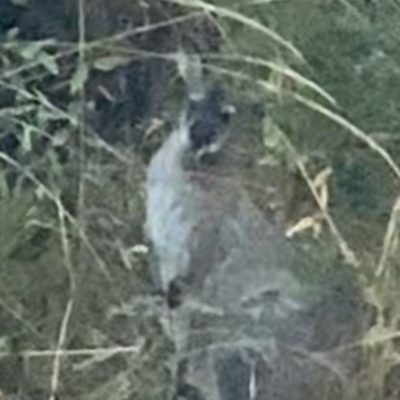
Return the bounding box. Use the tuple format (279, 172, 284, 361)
(0, 0, 400, 399)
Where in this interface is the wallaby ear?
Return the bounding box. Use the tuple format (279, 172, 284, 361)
(176, 50, 205, 101)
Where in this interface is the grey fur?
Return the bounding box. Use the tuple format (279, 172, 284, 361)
(145, 83, 364, 400)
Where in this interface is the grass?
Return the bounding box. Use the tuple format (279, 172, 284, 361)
(0, 0, 400, 399)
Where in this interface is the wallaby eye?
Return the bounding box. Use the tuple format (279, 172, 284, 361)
(208, 129, 218, 140)
(220, 110, 231, 124)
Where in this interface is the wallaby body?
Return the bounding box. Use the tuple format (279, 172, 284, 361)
(145, 84, 364, 400)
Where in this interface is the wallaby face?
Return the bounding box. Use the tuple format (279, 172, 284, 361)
(183, 85, 235, 159)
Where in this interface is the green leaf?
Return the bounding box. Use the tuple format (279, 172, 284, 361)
(70, 63, 89, 95)
(0, 105, 36, 117)
(37, 52, 59, 75)
(93, 56, 131, 72)
(21, 125, 33, 153)
(18, 41, 42, 59)
(37, 106, 58, 125)
(47, 149, 63, 179)
(262, 117, 283, 150)
(6, 27, 19, 40)
(51, 130, 69, 147)
(10, 0, 30, 5)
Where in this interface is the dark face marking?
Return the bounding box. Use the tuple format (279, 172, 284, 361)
(185, 85, 234, 153)
(167, 278, 183, 309)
